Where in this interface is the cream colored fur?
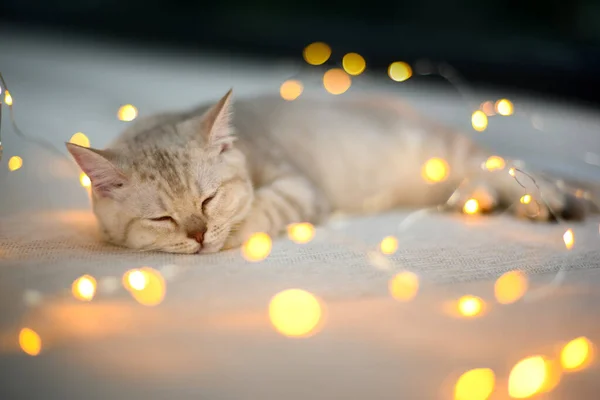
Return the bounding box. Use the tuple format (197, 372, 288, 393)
(65, 90, 589, 254)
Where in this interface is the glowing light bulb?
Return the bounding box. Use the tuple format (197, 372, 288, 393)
(117, 104, 138, 121)
(303, 42, 331, 66)
(509, 168, 516, 177)
(388, 61, 412, 82)
(463, 199, 480, 215)
(454, 368, 495, 400)
(388, 271, 419, 302)
(126, 267, 165, 306)
(494, 270, 528, 304)
(19, 327, 42, 356)
(80, 173, 91, 188)
(422, 157, 449, 183)
(4, 90, 13, 106)
(495, 99, 514, 116)
(471, 110, 488, 132)
(287, 222, 315, 244)
(508, 356, 548, 398)
(123, 269, 148, 291)
(561, 337, 593, 371)
(484, 156, 505, 171)
(342, 53, 366, 76)
(72, 274, 97, 301)
(563, 229, 574, 250)
(279, 80, 303, 101)
(379, 236, 398, 255)
(323, 68, 351, 95)
(269, 289, 323, 338)
(242, 232, 272, 262)
(520, 194, 532, 205)
(8, 156, 23, 171)
(458, 295, 483, 317)
(69, 132, 90, 148)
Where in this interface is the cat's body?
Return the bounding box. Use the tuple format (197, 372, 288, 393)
(66, 90, 592, 254)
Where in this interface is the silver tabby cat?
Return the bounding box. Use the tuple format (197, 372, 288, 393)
(66, 90, 593, 254)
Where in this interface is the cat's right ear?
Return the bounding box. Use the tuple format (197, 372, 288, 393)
(65, 143, 128, 198)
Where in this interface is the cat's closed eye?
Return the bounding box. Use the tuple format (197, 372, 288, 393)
(150, 216, 176, 224)
(202, 195, 215, 211)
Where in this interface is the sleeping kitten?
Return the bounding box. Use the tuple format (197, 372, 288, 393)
(65, 90, 593, 254)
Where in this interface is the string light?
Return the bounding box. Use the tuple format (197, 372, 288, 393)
(563, 229, 574, 250)
(127, 267, 166, 306)
(342, 53, 366, 76)
(303, 42, 331, 66)
(117, 104, 138, 122)
(379, 235, 398, 255)
(19, 327, 42, 356)
(457, 295, 484, 317)
(279, 80, 303, 101)
(484, 156, 505, 171)
(69, 132, 90, 148)
(269, 289, 323, 338)
(80, 172, 91, 188)
(495, 99, 514, 116)
(323, 68, 351, 95)
(508, 356, 549, 398)
(520, 194, 532, 205)
(8, 155, 22, 171)
(494, 270, 528, 304)
(463, 199, 480, 215)
(388, 61, 412, 82)
(388, 271, 419, 302)
(471, 110, 488, 132)
(242, 232, 272, 262)
(71, 274, 97, 301)
(4, 90, 13, 106)
(560, 337, 593, 371)
(422, 157, 449, 183)
(287, 222, 315, 244)
(454, 368, 495, 400)
(123, 269, 148, 291)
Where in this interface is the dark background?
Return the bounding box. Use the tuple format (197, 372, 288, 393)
(2, 0, 600, 107)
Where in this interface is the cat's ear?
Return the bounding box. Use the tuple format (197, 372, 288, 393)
(65, 143, 128, 198)
(200, 89, 234, 152)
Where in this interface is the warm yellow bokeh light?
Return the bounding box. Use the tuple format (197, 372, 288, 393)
(342, 53, 366, 76)
(471, 110, 488, 132)
(242, 232, 273, 262)
(380, 235, 399, 255)
(72, 274, 97, 301)
(494, 270, 528, 304)
(484, 156, 506, 171)
(388, 61, 412, 82)
(287, 222, 315, 244)
(269, 289, 323, 338)
(458, 295, 483, 317)
(123, 269, 148, 291)
(509, 168, 516, 177)
(422, 157, 449, 183)
(19, 327, 42, 356)
(323, 68, 351, 95)
(117, 104, 138, 122)
(520, 194, 532, 205)
(303, 42, 331, 66)
(495, 99, 514, 116)
(508, 356, 548, 398)
(4, 90, 13, 106)
(463, 199, 480, 215)
(480, 101, 496, 116)
(80, 172, 91, 188)
(563, 229, 574, 250)
(128, 267, 166, 307)
(561, 337, 593, 371)
(8, 156, 23, 171)
(388, 271, 419, 302)
(69, 132, 90, 148)
(279, 80, 304, 101)
(454, 368, 495, 400)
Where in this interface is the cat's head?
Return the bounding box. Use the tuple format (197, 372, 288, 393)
(66, 90, 254, 254)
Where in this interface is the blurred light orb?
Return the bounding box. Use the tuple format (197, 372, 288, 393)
(454, 368, 495, 400)
(458, 295, 483, 317)
(422, 157, 449, 183)
(494, 270, 528, 304)
(117, 104, 138, 122)
(463, 199, 480, 215)
(471, 110, 488, 132)
(342, 53, 366, 76)
(279, 80, 304, 101)
(80, 172, 91, 188)
(563, 229, 574, 250)
(388, 271, 419, 302)
(509, 168, 516, 177)
(123, 269, 148, 291)
(380, 235, 399, 255)
(72, 274, 97, 301)
(484, 156, 505, 171)
(69, 132, 90, 148)
(242, 232, 272, 262)
(269, 289, 323, 338)
(4, 90, 13, 106)
(388, 61, 412, 82)
(508, 356, 548, 398)
(520, 194, 532, 205)
(303, 42, 331, 66)
(495, 99, 514, 116)
(480, 101, 496, 116)
(19, 327, 42, 356)
(287, 222, 315, 244)
(128, 267, 166, 306)
(323, 68, 351, 95)
(561, 337, 593, 371)
(8, 156, 23, 171)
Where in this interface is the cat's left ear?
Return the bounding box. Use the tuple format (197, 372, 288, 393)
(200, 88, 235, 153)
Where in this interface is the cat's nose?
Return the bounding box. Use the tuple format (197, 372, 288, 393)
(188, 229, 206, 244)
